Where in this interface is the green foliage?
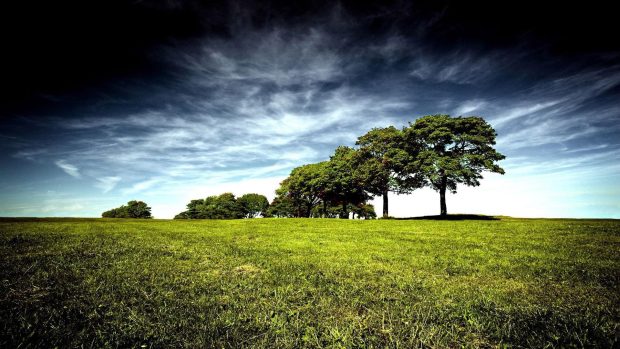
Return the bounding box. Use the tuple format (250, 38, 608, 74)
(1, 218, 618, 347)
(276, 162, 329, 217)
(276, 148, 376, 219)
(355, 126, 423, 218)
(237, 193, 270, 218)
(266, 195, 295, 218)
(272, 115, 504, 218)
(215, 193, 243, 219)
(102, 200, 152, 218)
(323, 146, 369, 217)
(403, 115, 505, 215)
(175, 193, 245, 219)
(349, 203, 377, 219)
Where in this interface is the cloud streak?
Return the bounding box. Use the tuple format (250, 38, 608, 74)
(55, 160, 81, 178)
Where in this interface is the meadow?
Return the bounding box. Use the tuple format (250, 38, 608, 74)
(1, 217, 618, 348)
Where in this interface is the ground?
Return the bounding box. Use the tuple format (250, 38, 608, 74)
(1, 217, 618, 347)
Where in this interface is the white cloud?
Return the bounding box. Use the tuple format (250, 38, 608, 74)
(410, 51, 509, 85)
(122, 178, 161, 195)
(95, 176, 121, 193)
(453, 99, 488, 115)
(55, 160, 81, 178)
(490, 100, 562, 128)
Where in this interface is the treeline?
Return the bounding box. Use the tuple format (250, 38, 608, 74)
(102, 200, 152, 218)
(272, 114, 505, 218)
(173, 192, 377, 219)
(174, 193, 269, 219)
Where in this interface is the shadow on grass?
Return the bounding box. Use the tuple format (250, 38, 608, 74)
(395, 214, 500, 221)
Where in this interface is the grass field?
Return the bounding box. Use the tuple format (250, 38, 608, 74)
(1, 217, 618, 348)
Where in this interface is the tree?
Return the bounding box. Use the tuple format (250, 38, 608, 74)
(237, 193, 269, 218)
(126, 200, 152, 218)
(355, 126, 419, 218)
(323, 146, 369, 218)
(403, 114, 505, 216)
(276, 162, 329, 217)
(349, 203, 377, 219)
(102, 200, 152, 218)
(174, 211, 190, 219)
(102, 207, 127, 218)
(174, 193, 243, 219)
(214, 193, 244, 219)
(265, 195, 295, 218)
(185, 199, 206, 218)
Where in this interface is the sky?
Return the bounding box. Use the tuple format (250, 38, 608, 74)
(1, 0, 618, 219)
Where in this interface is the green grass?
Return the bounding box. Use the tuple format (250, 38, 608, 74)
(1, 217, 618, 348)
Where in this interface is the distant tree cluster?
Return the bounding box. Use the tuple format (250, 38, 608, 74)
(274, 114, 505, 218)
(174, 193, 270, 219)
(102, 200, 152, 218)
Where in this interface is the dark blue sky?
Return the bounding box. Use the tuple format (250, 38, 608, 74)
(1, 1, 618, 218)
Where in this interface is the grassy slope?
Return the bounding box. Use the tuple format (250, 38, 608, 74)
(0, 217, 618, 348)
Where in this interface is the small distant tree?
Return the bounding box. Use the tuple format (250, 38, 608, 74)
(102, 200, 152, 218)
(185, 199, 206, 218)
(174, 211, 190, 219)
(266, 195, 295, 218)
(102, 207, 126, 218)
(126, 200, 152, 218)
(349, 203, 377, 219)
(237, 193, 270, 218)
(174, 193, 244, 219)
(215, 192, 244, 219)
(403, 115, 505, 216)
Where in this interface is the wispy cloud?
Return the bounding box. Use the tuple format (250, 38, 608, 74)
(95, 176, 121, 193)
(55, 160, 81, 178)
(410, 50, 513, 85)
(122, 178, 161, 195)
(453, 99, 488, 116)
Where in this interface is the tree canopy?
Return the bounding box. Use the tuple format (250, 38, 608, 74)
(403, 115, 505, 215)
(175, 193, 269, 219)
(323, 146, 369, 218)
(237, 193, 270, 218)
(354, 126, 420, 218)
(276, 162, 329, 218)
(102, 200, 152, 218)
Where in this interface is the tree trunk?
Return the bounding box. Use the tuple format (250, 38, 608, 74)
(342, 203, 348, 219)
(439, 177, 447, 216)
(322, 200, 327, 218)
(382, 190, 389, 218)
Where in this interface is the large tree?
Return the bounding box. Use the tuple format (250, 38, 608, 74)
(403, 115, 505, 216)
(355, 126, 419, 218)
